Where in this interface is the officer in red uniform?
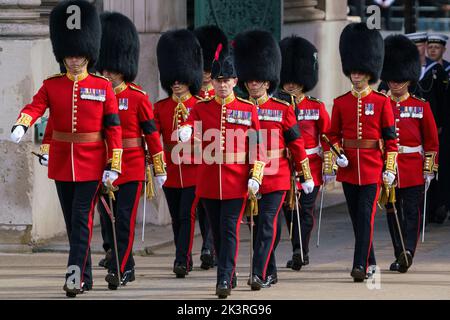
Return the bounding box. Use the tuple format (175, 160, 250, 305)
(154, 29, 203, 278)
(94, 12, 166, 289)
(233, 30, 314, 290)
(380, 35, 439, 273)
(179, 45, 266, 298)
(274, 35, 331, 271)
(193, 25, 229, 270)
(9, 0, 122, 297)
(323, 23, 398, 282)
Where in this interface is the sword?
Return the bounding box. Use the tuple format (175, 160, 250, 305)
(422, 182, 430, 243)
(31, 151, 46, 161)
(141, 166, 147, 243)
(293, 178, 304, 264)
(321, 134, 343, 159)
(389, 203, 409, 267)
(316, 185, 325, 247)
(100, 181, 121, 286)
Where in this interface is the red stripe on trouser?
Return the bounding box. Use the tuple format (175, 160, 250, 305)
(262, 192, 286, 280)
(365, 184, 380, 272)
(81, 183, 100, 284)
(121, 182, 143, 273)
(231, 196, 248, 283)
(186, 195, 200, 268)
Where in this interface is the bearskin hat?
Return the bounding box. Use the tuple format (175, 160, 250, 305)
(194, 25, 229, 72)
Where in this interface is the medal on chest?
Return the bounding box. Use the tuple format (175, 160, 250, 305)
(80, 87, 106, 102)
(118, 98, 128, 111)
(226, 109, 252, 126)
(258, 108, 283, 122)
(364, 103, 375, 116)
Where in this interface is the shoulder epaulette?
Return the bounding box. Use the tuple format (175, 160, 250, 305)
(411, 94, 427, 102)
(45, 73, 65, 80)
(194, 95, 204, 100)
(271, 97, 290, 106)
(373, 90, 388, 97)
(306, 96, 323, 104)
(335, 91, 351, 100)
(130, 82, 141, 88)
(237, 97, 253, 105)
(89, 73, 109, 81)
(129, 84, 147, 95)
(197, 96, 214, 103)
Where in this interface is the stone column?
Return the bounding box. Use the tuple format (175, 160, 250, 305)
(101, 0, 187, 225)
(0, 0, 62, 250)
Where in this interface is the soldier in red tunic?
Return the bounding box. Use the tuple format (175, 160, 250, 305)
(10, 0, 122, 297)
(380, 35, 439, 273)
(323, 23, 398, 282)
(192, 25, 229, 270)
(94, 12, 166, 289)
(154, 29, 203, 278)
(274, 35, 331, 271)
(179, 45, 266, 298)
(233, 30, 314, 290)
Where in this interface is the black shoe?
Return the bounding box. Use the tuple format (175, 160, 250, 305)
(286, 260, 293, 269)
(216, 281, 231, 299)
(302, 255, 309, 266)
(120, 269, 135, 286)
(266, 273, 278, 285)
(250, 275, 270, 291)
(231, 273, 237, 289)
(98, 249, 112, 269)
(351, 265, 366, 282)
(81, 282, 92, 291)
(200, 250, 215, 270)
(173, 263, 188, 278)
(398, 250, 413, 271)
(390, 260, 400, 272)
(63, 283, 84, 298)
(105, 271, 120, 290)
(291, 252, 303, 271)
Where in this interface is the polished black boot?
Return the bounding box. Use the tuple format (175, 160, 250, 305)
(105, 271, 120, 290)
(351, 265, 366, 282)
(250, 274, 270, 291)
(200, 249, 215, 270)
(120, 269, 135, 286)
(216, 280, 231, 299)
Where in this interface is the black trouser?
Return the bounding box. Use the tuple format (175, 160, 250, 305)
(197, 200, 215, 254)
(201, 198, 246, 284)
(385, 185, 424, 259)
(251, 191, 286, 280)
(163, 186, 196, 268)
(100, 205, 111, 253)
(284, 186, 320, 256)
(97, 181, 142, 273)
(55, 181, 100, 287)
(342, 182, 379, 271)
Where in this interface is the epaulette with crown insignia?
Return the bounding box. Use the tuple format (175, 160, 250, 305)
(271, 97, 290, 106)
(306, 96, 323, 103)
(45, 73, 65, 80)
(129, 84, 147, 95)
(89, 73, 109, 81)
(237, 97, 253, 105)
(411, 94, 426, 102)
(373, 90, 388, 97)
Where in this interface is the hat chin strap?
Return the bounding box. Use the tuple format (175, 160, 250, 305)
(63, 58, 88, 75)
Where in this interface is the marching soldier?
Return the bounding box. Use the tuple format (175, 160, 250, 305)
(380, 34, 439, 273)
(324, 23, 398, 282)
(193, 25, 229, 270)
(233, 29, 314, 290)
(179, 45, 266, 298)
(275, 35, 331, 271)
(10, 0, 123, 297)
(154, 29, 203, 278)
(95, 12, 167, 289)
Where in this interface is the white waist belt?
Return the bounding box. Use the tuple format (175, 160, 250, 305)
(398, 145, 423, 154)
(306, 145, 321, 155)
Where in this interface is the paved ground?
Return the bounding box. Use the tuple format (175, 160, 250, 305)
(0, 183, 449, 300)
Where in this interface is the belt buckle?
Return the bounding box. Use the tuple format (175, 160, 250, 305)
(398, 146, 404, 153)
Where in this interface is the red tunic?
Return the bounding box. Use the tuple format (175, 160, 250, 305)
(326, 88, 398, 185)
(251, 94, 308, 194)
(154, 93, 199, 188)
(187, 94, 263, 199)
(16, 71, 122, 182)
(112, 82, 163, 186)
(390, 94, 439, 188)
(295, 95, 331, 186)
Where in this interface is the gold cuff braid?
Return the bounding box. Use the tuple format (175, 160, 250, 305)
(111, 149, 123, 173)
(15, 113, 32, 127)
(423, 151, 438, 174)
(385, 151, 398, 174)
(299, 158, 313, 181)
(40, 144, 50, 155)
(323, 151, 336, 175)
(152, 151, 167, 176)
(250, 160, 266, 185)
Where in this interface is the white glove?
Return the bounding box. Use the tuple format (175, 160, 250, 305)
(39, 154, 49, 167)
(382, 171, 395, 187)
(155, 175, 167, 189)
(336, 154, 348, 168)
(178, 126, 193, 143)
(248, 178, 260, 195)
(323, 174, 336, 185)
(424, 172, 434, 190)
(102, 170, 119, 186)
(10, 126, 25, 144)
(301, 179, 315, 194)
